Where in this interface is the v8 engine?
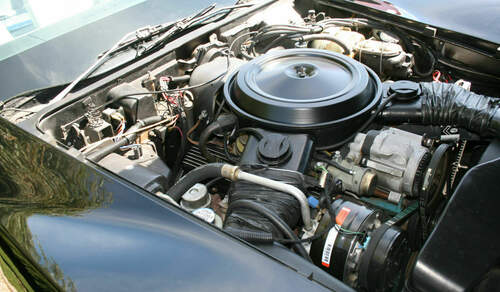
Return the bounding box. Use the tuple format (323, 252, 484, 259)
(7, 1, 500, 291)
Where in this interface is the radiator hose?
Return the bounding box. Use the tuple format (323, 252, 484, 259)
(381, 82, 500, 137)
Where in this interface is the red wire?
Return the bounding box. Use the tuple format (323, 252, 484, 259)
(432, 70, 441, 82)
(173, 126, 183, 139)
(162, 92, 177, 105)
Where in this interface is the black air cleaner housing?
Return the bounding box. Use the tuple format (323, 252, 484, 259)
(224, 49, 382, 147)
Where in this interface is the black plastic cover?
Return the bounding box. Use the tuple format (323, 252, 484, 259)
(107, 83, 157, 124)
(406, 158, 500, 292)
(240, 129, 313, 172)
(224, 49, 381, 146)
(99, 152, 171, 193)
(388, 80, 421, 101)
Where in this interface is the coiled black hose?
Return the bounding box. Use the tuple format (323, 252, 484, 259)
(224, 167, 303, 237)
(226, 199, 312, 262)
(87, 115, 162, 162)
(420, 82, 500, 136)
(381, 82, 500, 137)
(224, 226, 274, 243)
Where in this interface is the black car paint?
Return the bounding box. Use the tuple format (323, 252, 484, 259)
(0, 117, 341, 291)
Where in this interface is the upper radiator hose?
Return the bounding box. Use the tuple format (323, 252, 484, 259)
(381, 82, 500, 137)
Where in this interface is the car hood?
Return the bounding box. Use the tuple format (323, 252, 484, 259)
(351, 0, 500, 44)
(0, 117, 337, 291)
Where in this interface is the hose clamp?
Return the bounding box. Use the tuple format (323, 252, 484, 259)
(221, 164, 240, 181)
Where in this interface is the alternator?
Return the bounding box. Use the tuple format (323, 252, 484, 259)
(345, 127, 430, 197)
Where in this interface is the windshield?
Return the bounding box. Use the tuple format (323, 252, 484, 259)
(0, 0, 145, 61)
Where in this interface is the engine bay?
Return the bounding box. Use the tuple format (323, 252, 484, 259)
(3, 0, 500, 290)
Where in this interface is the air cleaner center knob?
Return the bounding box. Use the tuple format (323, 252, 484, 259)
(288, 63, 317, 79)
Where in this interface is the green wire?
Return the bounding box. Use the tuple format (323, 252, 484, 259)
(315, 165, 328, 173)
(335, 224, 365, 235)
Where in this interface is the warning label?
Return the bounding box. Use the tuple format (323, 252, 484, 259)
(335, 207, 351, 226)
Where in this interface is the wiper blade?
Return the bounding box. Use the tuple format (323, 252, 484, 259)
(139, 3, 253, 56)
(98, 3, 218, 58)
(49, 3, 253, 105)
(96, 22, 175, 59)
(192, 3, 217, 19)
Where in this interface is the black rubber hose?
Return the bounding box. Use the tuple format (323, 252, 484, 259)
(381, 82, 500, 137)
(169, 117, 188, 186)
(169, 75, 191, 83)
(199, 122, 221, 162)
(224, 227, 274, 243)
(199, 114, 238, 162)
(87, 115, 162, 162)
(166, 163, 225, 202)
(226, 199, 312, 262)
(299, 34, 351, 55)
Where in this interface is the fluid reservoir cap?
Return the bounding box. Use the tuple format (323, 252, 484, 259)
(257, 133, 292, 165)
(181, 183, 210, 211)
(388, 80, 421, 101)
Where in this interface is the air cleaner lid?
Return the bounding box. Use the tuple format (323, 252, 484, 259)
(224, 49, 381, 129)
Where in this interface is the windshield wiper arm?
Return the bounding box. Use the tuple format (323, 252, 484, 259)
(49, 3, 253, 105)
(139, 3, 252, 55)
(97, 4, 218, 59)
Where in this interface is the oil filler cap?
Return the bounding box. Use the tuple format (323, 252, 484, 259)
(388, 80, 421, 101)
(181, 183, 210, 211)
(257, 133, 292, 165)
